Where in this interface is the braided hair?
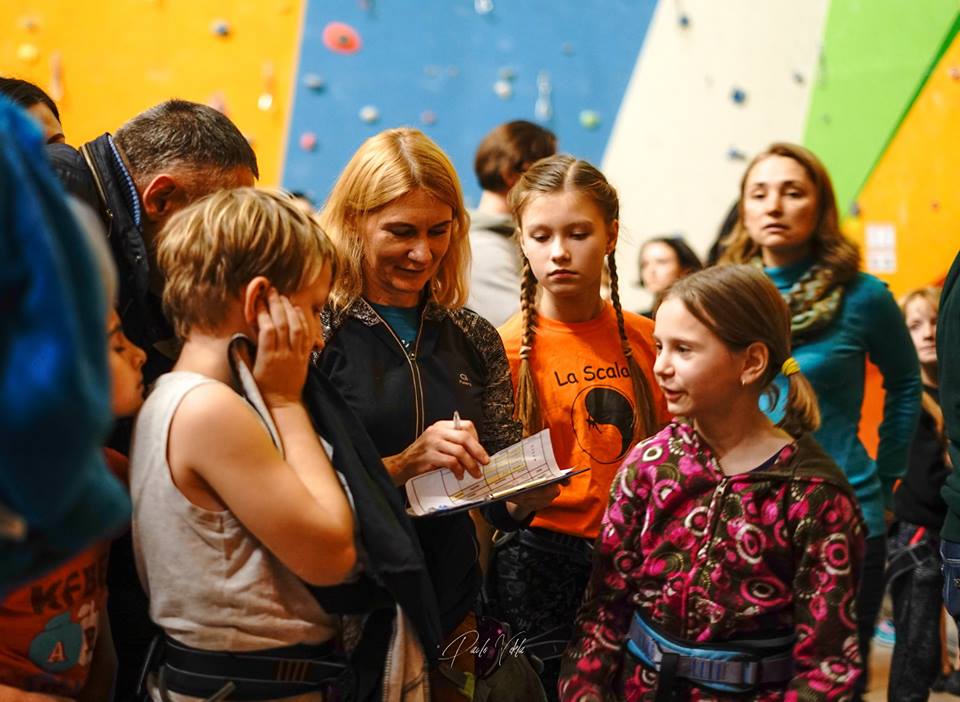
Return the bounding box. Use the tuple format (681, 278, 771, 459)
(509, 154, 659, 441)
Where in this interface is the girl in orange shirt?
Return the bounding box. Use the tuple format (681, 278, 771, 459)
(493, 155, 667, 700)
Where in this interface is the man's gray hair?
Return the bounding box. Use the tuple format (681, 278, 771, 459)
(114, 99, 259, 183)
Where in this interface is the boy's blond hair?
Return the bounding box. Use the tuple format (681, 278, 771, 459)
(157, 188, 338, 339)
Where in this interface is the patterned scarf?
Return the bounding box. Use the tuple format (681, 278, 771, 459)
(753, 258, 844, 341)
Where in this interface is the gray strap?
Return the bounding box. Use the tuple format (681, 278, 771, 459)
(227, 335, 284, 458)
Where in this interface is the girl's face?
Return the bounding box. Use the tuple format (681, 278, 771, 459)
(742, 155, 818, 260)
(653, 297, 745, 420)
(107, 309, 146, 418)
(904, 296, 938, 366)
(519, 189, 616, 306)
(640, 241, 682, 294)
(361, 188, 453, 307)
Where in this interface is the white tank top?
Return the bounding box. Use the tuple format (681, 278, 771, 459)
(130, 371, 336, 652)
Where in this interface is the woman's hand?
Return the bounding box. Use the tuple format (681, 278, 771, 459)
(384, 419, 489, 485)
(505, 482, 562, 523)
(252, 287, 312, 409)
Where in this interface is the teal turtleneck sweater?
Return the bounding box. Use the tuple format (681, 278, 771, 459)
(762, 260, 921, 537)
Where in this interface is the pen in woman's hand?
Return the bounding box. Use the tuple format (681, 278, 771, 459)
(453, 410, 461, 430)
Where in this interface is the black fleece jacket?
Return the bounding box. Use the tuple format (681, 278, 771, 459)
(315, 297, 528, 637)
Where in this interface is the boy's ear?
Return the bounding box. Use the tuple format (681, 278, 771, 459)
(606, 219, 620, 256)
(740, 341, 769, 386)
(242, 276, 271, 331)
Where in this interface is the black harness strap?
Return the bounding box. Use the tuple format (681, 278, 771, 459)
(654, 652, 680, 702)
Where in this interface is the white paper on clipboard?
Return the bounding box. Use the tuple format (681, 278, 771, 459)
(404, 429, 579, 517)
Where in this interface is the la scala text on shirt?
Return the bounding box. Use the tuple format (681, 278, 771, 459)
(554, 359, 631, 387)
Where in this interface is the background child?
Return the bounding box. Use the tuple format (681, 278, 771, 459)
(495, 154, 667, 700)
(886, 285, 951, 700)
(561, 265, 865, 701)
(637, 235, 703, 318)
(130, 188, 355, 701)
(0, 309, 145, 701)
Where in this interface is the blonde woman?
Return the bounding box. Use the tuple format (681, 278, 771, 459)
(312, 128, 555, 701)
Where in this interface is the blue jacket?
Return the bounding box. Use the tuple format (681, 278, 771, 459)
(0, 97, 129, 593)
(763, 260, 921, 538)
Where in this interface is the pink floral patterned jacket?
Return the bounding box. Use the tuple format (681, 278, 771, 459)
(559, 420, 866, 701)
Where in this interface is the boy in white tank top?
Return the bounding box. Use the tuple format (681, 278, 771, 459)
(129, 188, 356, 701)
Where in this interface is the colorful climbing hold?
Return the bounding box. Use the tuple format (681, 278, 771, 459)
(299, 132, 318, 152)
(475, 0, 494, 15)
(210, 19, 230, 37)
(303, 73, 326, 91)
(359, 105, 380, 123)
(323, 22, 362, 54)
(678, 13, 691, 28)
(420, 110, 437, 126)
(579, 110, 601, 130)
(730, 87, 747, 105)
(494, 80, 513, 100)
(726, 147, 746, 161)
(16, 43, 39, 64)
(535, 71, 552, 122)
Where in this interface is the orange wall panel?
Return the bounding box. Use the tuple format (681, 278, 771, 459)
(0, 0, 305, 185)
(850, 33, 960, 298)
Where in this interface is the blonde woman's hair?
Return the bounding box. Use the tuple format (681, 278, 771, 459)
(665, 265, 821, 437)
(719, 142, 861, 285)
(508, 154, 660, 443)
(319, 127, 470, 312)
(900, 285, 944, 437)
(157, 187, 339, 339)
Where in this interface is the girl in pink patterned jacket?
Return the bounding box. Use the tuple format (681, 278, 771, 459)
(560, 265, 865, 701)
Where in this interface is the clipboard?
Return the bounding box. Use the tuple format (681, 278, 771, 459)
(404, 466, 590, 517)
(404, 428, 589, 518)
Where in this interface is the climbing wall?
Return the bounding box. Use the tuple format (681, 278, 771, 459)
(0, 0, 305, 184)
(283, 0, 658, 207)
(603, 0, 830, 305)
(2, 0, 956, 308)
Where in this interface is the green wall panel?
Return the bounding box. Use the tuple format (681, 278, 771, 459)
(803, 0, 959, 211)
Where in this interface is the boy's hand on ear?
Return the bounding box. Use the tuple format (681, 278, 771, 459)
(253, 288, 312, 408)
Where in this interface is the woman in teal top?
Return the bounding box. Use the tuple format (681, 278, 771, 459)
(720, 142, 921, 701)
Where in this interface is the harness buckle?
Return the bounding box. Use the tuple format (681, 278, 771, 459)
(276, 659, 313, 682)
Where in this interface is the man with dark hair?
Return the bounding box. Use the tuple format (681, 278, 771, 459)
(46, 100, 257, 702)
(49, 99, 258, 382)
(0, 76, 64, 144)
(467, 120, 556, 326)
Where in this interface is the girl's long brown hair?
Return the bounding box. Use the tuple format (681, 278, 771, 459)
(509, 154, 659, 442)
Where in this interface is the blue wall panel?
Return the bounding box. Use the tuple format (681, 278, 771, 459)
(284, 0, 657, 206)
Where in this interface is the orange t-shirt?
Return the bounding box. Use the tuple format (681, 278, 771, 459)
(499, 303, 668, 539)
(0, 449, 127, 698)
